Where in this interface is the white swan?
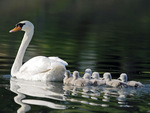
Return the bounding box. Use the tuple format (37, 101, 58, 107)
(9, 20, 68, 81)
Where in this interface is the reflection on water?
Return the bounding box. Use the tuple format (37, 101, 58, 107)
(9, 77, 150, 113)
(10, 77, 66, 113)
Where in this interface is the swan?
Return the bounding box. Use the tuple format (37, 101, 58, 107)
(118, 73, 144, 87)
(9, 20, 68, 82)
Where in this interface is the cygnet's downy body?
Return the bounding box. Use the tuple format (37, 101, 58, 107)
(103, 72, 127, 88)
(71, 71, 88, 87)
(63, 70, 73, 85)
(91, 72, 105, 86)
(83, 73, 93, 85)
(119, 73, 144, 87)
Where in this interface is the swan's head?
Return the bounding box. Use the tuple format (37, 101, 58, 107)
(9, 20, 34, 33)
(92, 72, 100, 79)
(103, 72, 112, 81)
(118, 73, 128, 82)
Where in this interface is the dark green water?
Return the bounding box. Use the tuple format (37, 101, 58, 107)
(0, 0, 150, 113)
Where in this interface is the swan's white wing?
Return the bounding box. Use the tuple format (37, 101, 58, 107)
(19, 56, 66, 74)
(48, 57, 68, 66)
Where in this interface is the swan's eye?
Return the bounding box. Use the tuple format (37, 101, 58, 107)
(16, 23, 25, 28)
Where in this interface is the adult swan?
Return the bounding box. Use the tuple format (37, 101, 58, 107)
(9, 20, 68, 82)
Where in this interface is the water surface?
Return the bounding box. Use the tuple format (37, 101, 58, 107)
(0, 0, 150, 113)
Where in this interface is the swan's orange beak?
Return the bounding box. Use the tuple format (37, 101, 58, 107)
(9, 25, 21, 33)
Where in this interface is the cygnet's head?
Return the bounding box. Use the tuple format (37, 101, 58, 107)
(73, 71, 80, 79)
(119, 73, 128, 82)
(9, 20, 34, 33)
(83, 73, 91, 80)
(92, 72, 100, 79)
(85, 68, 92, 75)
(64, 70, 71, 78)
(103, 72, 112, 81)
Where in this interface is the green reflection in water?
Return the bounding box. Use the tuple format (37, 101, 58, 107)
(0, 0, 150, 75)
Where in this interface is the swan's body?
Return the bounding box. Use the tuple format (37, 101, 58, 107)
(119, 73, 144, 87)
(10, 20, 68, 81)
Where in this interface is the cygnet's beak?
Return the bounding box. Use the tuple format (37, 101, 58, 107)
(117, 77, 121, 80)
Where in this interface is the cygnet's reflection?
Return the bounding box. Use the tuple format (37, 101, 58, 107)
(10, 77, 66, 113)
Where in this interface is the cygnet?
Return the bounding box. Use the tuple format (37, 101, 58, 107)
(71, 71, 87, 87)
(83, 73, 92, 85)
(91, 72, 105, 86)
(103, 72, 127, 88)
(84, 68, 92, 75)
(63, 70, 73, 85)
(118, 73, 144, 87)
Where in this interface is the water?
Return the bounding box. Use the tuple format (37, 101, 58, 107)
(0, 0, 150, 113)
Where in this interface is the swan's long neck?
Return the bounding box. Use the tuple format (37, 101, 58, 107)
(11, 29, 34, 76)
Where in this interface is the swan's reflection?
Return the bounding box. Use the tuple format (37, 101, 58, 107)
(13, 89, 31, 113)
(10, 77, 145, 113)
(10, 77, 66, 113)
